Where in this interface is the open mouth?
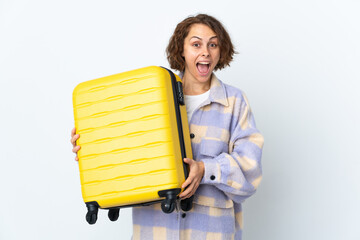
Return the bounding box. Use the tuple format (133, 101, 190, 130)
(196, 62, 211, 75)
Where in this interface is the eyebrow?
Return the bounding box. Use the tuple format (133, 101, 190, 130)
(190, 36, 218, 41)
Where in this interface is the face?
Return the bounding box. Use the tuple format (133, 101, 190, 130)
(182, 23, 220, 84)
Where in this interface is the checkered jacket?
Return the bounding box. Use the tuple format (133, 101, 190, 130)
(132, 74, 264, 240)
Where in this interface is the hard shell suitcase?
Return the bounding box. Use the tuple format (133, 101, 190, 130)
(73, 66, 193, 224)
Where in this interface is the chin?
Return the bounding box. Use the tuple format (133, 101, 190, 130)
(197, 76, 211, 83)
(196, 72, 213, 82)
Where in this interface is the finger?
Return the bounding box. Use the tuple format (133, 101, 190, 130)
(180, 177, 193, 198)
(71, 128, 76, 137)
(181, 175, 193, 189)
(183, 158, 193, 165)
(71, 134, 80, 146)
(179, 185, 192, 199)
(72, 145, 81, 153)
(182, 175, 202, 199)
(70, 137, 75, 146)
(75, 156, 79, 161)
(180, 181, 197, 199)
(182, 177, 198, 196)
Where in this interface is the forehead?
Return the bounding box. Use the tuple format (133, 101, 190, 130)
(187, 23, 217, 39)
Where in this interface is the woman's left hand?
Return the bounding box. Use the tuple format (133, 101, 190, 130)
(179, 158, 205, 199)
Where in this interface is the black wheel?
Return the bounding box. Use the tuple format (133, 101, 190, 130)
(180, 196, 193, 212)
(161, 199, 176, 213)
(86, 211, 98, 224)
(85, 202, 99, 225)
(108, 208, 120, 221)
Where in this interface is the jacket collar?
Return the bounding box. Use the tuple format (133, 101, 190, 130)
(179, 72, 229, 107)
(208, 73, 229, 107)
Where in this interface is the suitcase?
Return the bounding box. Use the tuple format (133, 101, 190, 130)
(73, 66, 193, 224)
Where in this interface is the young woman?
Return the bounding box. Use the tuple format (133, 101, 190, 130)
(71, 14, 264, 240)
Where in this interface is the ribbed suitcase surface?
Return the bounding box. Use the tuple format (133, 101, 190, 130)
(73, 66, 193, 224)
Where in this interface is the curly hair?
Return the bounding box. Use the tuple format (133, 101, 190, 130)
(166, 14, 235, 72)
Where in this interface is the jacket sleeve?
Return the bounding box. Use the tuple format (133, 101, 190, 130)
(199, 93, 264, 204)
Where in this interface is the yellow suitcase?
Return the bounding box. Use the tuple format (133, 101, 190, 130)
(73, 66, 193, 224)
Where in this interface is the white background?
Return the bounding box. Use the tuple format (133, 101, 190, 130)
(1, 0, 359, 239)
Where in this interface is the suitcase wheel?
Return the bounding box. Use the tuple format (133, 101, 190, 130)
(180, 196, 194, 212)
(108, 208, 120, 221)
(158, 188, 181, 214)
(86, 202, 99, 225)
(86, 211, 98, 225)
(161, 199, 176, 213)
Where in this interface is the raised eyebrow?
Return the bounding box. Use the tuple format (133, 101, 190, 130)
(190, 36, 202, 41)
(190, 36, 218, 41)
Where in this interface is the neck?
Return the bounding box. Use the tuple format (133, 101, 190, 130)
(182, 73, 212, 95)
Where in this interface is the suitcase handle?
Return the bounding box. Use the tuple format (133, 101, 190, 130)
(176, 81, 185, 105)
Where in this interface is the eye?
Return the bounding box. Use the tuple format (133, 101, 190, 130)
(192, 43, 200, 47)
(209, 43, 217, 48)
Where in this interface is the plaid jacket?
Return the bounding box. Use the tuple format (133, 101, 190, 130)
(132, 74, 264, 240)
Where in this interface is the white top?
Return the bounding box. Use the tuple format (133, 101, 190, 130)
(184, 90, 210, 122)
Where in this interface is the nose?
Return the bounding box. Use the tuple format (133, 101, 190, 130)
(202, 46, 210, 57)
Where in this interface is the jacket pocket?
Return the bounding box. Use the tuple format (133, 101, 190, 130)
(200, 139, 227, 157)
(199, 126, 229, 158)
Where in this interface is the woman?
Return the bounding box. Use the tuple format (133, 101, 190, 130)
(71, 14, 264, 240)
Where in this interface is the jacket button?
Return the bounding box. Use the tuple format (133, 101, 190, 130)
(182, 213, 186, 218)
(190, 133, 195, 139)
(210, 175, 216, 180)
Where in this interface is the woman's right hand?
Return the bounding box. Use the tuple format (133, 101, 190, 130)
(71, 128, 81, 161)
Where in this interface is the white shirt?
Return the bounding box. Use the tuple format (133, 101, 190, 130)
(184, 90, 210, 121)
